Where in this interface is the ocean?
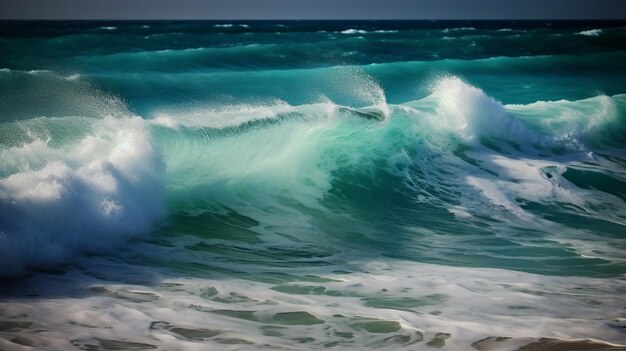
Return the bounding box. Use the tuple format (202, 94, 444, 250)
(0, 20, 625, 350)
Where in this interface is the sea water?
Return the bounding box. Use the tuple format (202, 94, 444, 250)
(0, 20, 625, 350)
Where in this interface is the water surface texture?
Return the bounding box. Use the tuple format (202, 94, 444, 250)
(1, 20, 626, 350)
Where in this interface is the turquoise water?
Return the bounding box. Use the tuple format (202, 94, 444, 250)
(1, 21, 625, 350)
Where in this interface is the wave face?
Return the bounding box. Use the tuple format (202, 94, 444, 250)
(1, 20, 626, 350)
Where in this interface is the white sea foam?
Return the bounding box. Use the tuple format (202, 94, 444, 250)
(1, 257, 623, 350)
(0, 116, 165, 276)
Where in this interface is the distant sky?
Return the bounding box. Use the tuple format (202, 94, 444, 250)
(1, 0, 626, 20)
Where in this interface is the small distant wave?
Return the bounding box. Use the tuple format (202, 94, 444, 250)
(442, 27, 476, 33)
(0, 67, 80, 81)
(577, 29, 602, 36)
(340, 29, 398, 34)
(214, 24, 249, 29)
(341, 29, 367, 34)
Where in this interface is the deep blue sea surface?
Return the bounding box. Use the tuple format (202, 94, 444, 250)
(1, 20, 625, 350)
